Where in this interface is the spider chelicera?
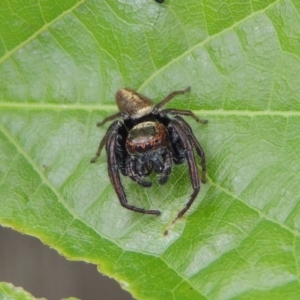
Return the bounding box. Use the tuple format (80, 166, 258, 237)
(91, 87, 207, 220)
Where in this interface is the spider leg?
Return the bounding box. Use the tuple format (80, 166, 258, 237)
(160, 108, 208, 124)
(90, 112, 122, 163)
(173, 115, 206, 183)
(106, 121, 160, 215)
(96, 112, 122, 127)
(153, 149, 173, 185)
(154, 87, 191, 110)
(90, 132, 108, 163)
(168, 119, 202, 220)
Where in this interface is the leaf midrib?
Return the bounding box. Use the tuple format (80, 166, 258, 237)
(1, 103, 300, 118)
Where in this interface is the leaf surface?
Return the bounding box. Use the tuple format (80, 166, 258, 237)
(1, 0, 300, 299)
(0, 282, 45, 300)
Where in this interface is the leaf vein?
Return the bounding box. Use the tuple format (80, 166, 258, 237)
(0, 0, 86, 65)
(138, 0, 282, 91)
(207, 174, 300, 237)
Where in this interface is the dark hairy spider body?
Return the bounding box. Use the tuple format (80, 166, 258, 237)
(91, 87, 207, 220)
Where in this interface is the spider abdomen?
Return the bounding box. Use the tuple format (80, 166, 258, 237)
(126, 121, 169, 154)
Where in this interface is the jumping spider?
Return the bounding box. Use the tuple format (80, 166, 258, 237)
(91, 87, 207, 220)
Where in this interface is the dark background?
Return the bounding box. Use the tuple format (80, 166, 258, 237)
(0, 226, 134, 300)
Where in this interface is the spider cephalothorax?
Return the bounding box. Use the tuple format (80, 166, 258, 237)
(91, 87, 207, 220)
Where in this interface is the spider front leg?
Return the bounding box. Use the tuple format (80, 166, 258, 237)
(173, 115, 206, 183)
(153, 148, 173, 185)
(105, 121, 160, 216)
(168, 119, 203, 220)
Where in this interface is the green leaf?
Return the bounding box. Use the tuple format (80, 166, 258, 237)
(0, 282, 45, 300)
(1, 0, 300, 299)
(0, 282, 79, 300)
